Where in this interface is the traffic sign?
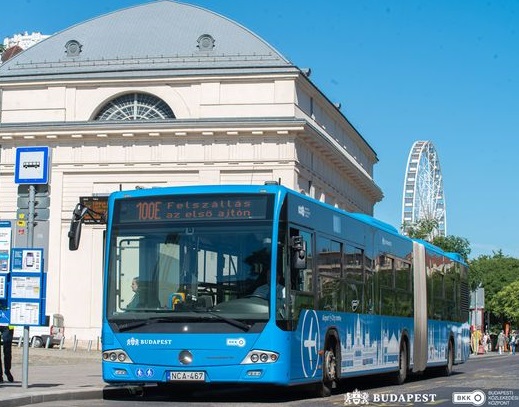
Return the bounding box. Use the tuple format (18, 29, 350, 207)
(17, 196, 50, 209)
(15, 146, 50, 184)
(16, 209, 50, 221)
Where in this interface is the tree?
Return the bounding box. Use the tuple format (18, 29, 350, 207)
(403, 218, 471, 262)
(432, 235, 471, 262)
(402, 218, 439, 241)
(469, 251, 519, 308)
(489, 280, 519, 326)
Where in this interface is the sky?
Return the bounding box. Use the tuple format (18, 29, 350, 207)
(1, 0, 518, 259)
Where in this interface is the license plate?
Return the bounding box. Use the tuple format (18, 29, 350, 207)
(168, 371, 206, 381)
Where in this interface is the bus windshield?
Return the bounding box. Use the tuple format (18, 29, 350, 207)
(106, 195, 279, 330)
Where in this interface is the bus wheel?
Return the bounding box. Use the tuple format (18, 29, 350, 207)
(444, 341, 454, 376)
(312, 381, 332, 398)
(317, 344, 337, 397)
(394, 341, 408, 385)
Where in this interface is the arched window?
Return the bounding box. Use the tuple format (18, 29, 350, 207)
(94, 93, 175, 121)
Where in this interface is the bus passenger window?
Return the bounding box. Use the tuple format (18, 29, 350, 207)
(364, 254, 375, 314)
(395, 260, 412, 317)
(317, 237, 341, 311)
(343, 244, 364, 313)
(377, 255, 395, 315)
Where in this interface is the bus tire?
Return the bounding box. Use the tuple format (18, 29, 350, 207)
(319, 336, 339, 397)
(394, 340, 408, 385)
(444, 340, 454, 376)
(311, 381, 332, 398)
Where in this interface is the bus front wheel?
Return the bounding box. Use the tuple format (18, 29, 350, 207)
(316, 341, 338, 397)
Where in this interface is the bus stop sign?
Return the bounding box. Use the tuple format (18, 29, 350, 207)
(15, 146, 50, 185)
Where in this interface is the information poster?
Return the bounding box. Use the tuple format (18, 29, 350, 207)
(0, 308, 9, 325)
(0, 221, 12, 273)
(10, 276, 41, 299)
(9, 302, 40, 325)
(10, 248, 43, 273)
(0, 275, 6, 299)
(8, 247, 46, 326)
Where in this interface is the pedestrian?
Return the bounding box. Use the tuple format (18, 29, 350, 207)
(482, 332, 489, 353)
(471, 329, 482, 355)
(0, 325, 14, 382)
(497, 330, 506, 355)
(510, 332, 517, 355)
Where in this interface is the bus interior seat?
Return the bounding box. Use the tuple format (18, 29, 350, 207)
(198, 295, 213, 308)
(169, 292, 186, 309)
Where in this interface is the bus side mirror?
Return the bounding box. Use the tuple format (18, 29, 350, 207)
(68, 204, 88, 251)
(291, 236, 307, 269)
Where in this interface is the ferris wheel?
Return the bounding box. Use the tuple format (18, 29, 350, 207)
(401, 140, 447, 237)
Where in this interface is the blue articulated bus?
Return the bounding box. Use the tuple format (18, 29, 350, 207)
(69, 183, 470, 396)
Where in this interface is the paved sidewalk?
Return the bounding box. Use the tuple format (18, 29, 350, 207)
(0, 346, 110, 407)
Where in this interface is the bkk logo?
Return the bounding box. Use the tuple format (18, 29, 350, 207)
(226, 337, 246, 347)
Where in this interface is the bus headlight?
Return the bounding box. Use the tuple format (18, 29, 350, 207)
(241, 350, 279, 364)
(103, 349, 133, 364)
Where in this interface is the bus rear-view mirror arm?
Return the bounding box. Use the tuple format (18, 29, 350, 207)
(291, 236, 307, 269)
(68, 203, 106, 251)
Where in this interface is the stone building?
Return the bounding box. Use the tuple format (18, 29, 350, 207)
(0, 1, 382, 341)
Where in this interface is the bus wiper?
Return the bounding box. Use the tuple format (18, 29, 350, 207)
(116, 313, 250, 333)
(192, 309, 251, 332)
(117, 316, 180, 332)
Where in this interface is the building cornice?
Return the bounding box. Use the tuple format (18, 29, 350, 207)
(0, 118, 306, 140)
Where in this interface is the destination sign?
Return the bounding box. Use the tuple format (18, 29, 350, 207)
(115, 194, 271, 224)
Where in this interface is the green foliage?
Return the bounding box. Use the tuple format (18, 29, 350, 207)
(403, 219, 471, 262)
(469, 251, 519, 314)
(403, 218, 439, 240)
(431, 235, 471, 262)
(489, 280, 519, 325)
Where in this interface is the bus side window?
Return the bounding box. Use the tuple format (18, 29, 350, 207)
(395, 259, 412, 317)
(343, 244, 364, 313)
(364, 254, 375, 314)
(317, 237, 342, 312)
(378, 255, 395, 315)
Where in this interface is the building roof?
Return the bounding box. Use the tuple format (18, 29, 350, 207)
(1, 45, 23, 63)
(0, 0, 295, 81)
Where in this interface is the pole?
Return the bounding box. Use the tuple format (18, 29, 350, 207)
(27, 185, 35, 247)
(22, 327, 29, 388)
(21, 184, 36, 389)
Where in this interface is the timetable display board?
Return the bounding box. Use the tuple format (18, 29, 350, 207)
(11, 275, 41, 299)
(8, 248, 46, 326)
(80, 196, 108, 224)
(9, 301, 41, 325)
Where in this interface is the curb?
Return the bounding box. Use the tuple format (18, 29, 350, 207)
(1, 389, 104, 407)
(0, 386, 128, 407)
